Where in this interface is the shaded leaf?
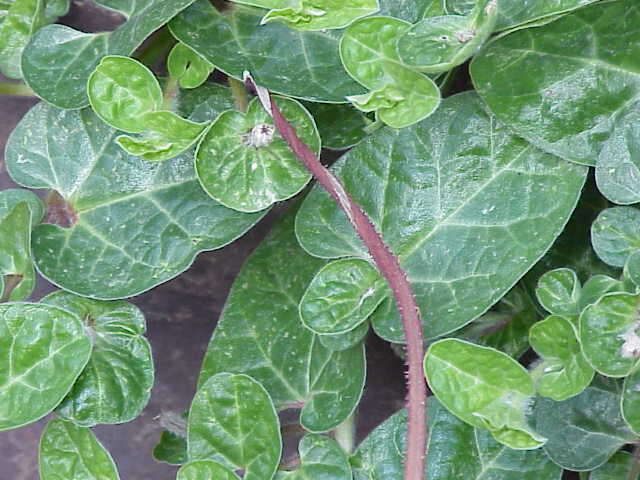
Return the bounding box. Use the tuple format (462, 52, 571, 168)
(303, 101, 371, 150)
(177, 83, 236, 122)
(153, 430, 188, 465)
(198, 211, 365, 432)
(590, 451, 639, 480)
(591, 207, 640, 268)
(580, 275, 628, 312)
(536, 268, 581, 317)
(275, 434, 351, 479)
(0, 202, 36, 301)
(168, 42, 214, 89)
(188, 373, 281, 480)
(6, 101, 263, 299)
(296, 92, 587, 341)
(177, 460, 239, 480)
(625, 251, 640, 289)
(623, 367, 640, 435)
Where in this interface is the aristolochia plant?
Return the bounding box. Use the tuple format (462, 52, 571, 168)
(2, 0, 640, 479)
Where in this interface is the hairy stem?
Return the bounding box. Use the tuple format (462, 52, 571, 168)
(245, 74, 427, 480)
(229, 76, 249, 113)
(0, 82, 35, 97)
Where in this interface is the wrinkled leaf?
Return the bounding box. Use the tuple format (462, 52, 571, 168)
(425, 338, 544, 449)
(536, 268, 581, 318)
(6, 101, 262, 299)
(41, 291, 154, 426)
(529, 315, 594, 401)
(296, 92, 587, 341)
(580, 292, 640, 377)
(0, 303, 91, 431)
(591, 207, 640, 268)
(260, 0, 379, 31)
(39, 419, 119, 480)
(177, 460, 239, 480)
(275, 434, 351, 479)
(196, 96, 317, 212)
(341, 16, 440, 128)
(22, 0, 198, 108)
(198, 211, 365, 432)
(169, 0, 365, 103)
(590, 451, 639, 480)
(303, 101, 371, 150)
(532, 377, 636, 471)
(168, 42, 214, 89)
(471, 0, 640, 167)
(188, 373, 281, 480)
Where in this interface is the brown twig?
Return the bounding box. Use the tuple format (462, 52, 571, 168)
(244, 73, 427, 480)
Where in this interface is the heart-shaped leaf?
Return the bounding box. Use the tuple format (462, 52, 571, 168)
(340, 16, 440, 128)
(168, 42, 214, 90)
(22, 0, 198, 108)
(198, 211, 365, 432)
(591, 207, 640, 268)
(177, 460, 239, 480)
(169, 0, 365, 103)
(580, 275, 628, 312)
(195, 96, 318, 212)
(0, 303, 91, 431)
(6, 100, 263, 299)
(471, 0, 640, 167)
(580, 292, 640, 377)
(41, 291, 154, 426)
(622, 367, 640, 435)
(425, 338, 544, 449)
(532, 377, 636, 471)
(529, 315, 594, 401)
(296, 92, 587, 341)
(187, 373, 281, 480)
(39, 419, 120, 480)
(536, 268, 581, 318)
(275, 434, 351, 479)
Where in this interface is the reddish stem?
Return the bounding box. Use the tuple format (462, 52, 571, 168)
(245, 75, 427, 480)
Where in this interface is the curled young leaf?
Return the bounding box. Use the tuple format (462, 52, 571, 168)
(275, 434, 351, 479)
(177, 460, 239, 480)
(591, 207, 640, 268)
(0, 303, 91, 431)
(187, 373, 282, 480)
(424, 338, 544, 449)
(196, 96, 318, 212)
(535, 268, 581, 318)
(167, 42, 214, 89)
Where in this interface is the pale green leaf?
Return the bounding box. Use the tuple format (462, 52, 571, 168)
(424, 338, 544, 449)
(167, 42, 214, 89)
(195, 96, 317, 212)
(590, 451, 639, 480)
(41, 291, 154, 426)
(580, 292, 640, 377)
(275, 434, 351, 479)
(532, 377, 636, 471)
(591, 207, 640, 268)
(6, 101, 263, 299)
(536, 268, 581, 317)
(296, 92, 587, 341)
(187, 373, 281, 480)
(0, 0, 44, 79)
(177, 460, 240, 480)
(0, 303, 91, 431)
(623, 367, 640, 435)
(260, 0, 380, 31)
(39, 419, 119, 480)
(529, 315, 594, 401)
(169, 0, 365, 103)
(198, 211, 365, 432)
(625, 251, 640, 289)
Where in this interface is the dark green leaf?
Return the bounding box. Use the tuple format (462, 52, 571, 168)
(177, 460, 239, 480)
(590, 451, 639, 480)
(153, 430, 188, 465)
(317, 321, 369, 352)
(303, 101, 371, 150)
(167, 42, 214, 89)
(580, 275, 628, 311)
(592, 207, 640, 268)
(275, 434, 351, 479)
(258, 0, 379, 31)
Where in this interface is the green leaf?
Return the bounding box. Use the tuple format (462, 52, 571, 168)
(300, 258, 388, 335)
(87, 55, 163, 133)
(340, 16, 440, 128)
(580, 292, 640, 377)
(0, 303, 91, 431)
(187, 373, 281, 480)
(398, 0, 498, 73)
(39, 419, 120, 480)
(377, 0, 446, 22)
(580, 275, 628, 311)
(260, 0, 379, 31)
(529, 315, 594, 401)
(22, 0, 198, 108)
(592, 207, 640, 268)
(169, 0, 365, 103)
(0, 0, 44, 78)
(0, 187, 44, 225)
(177, 82, 236, 122)
(40, 291, 154, 426)
(0, 202, 35, 301)
(195, 96, 318, 212)
(6, 101, 263, 300)
(623, 367, 640, 435)
(167, 42, 214, 89)
(536, 268, 581, 317)
(198, 211, 365, 432)
(589, 451, 639, 480)
(153, 430, 188, 465)
(296, 92, 587, 341)
(317, 321, 369, 352)
(178, 460, 239, 480)
(275, 434, 351, 479)
(625, 251, 640, 289)
(303, 101, 371, 150)
(532, 378, 636, 471)
(424, 338, 544, 449)
(471, 0, 640, 167)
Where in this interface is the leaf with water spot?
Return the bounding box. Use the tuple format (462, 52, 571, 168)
(591, 207, 640, 268)
(187, 373, 281, 480)
(167, 42, 214, 89)
(195, 96, 318, 213)
(275, 434, 351, 479)
(0, 303, 91, 431)
(177, 460, 239, 480)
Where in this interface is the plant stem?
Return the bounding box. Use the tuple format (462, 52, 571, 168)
(162, 75, 180, 111)
(229, 76, 249, 113)
(245, 74, 427, 480)
(0, 82, 35, 97)
(334, 413, 356, 455)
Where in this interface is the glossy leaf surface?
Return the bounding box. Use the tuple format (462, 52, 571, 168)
(153, 430, 188, 465)
(536, 268, 581, 317)
(317, 321, 369, 352)
(0, 0, 43, 78)
(0, 202, 35, 301)
(296, 92, 586, 341)
(0, 303, 91, 431)
(168, 42, 214, 89)
(275, 434, 351, 479)
(177, 460, 239, 480)
(187, 373, 281, 480)
(196, 96, 317, 212)
(170, 0, 365, 102)
(39, 419, 119, 480)
(6, 101, 263, 299)
(425, 339, 543, 449)
(591, 207, 640, 268)
(260, 0, 379, 31)
(198, 212, 365, 432)
(41, 291, 153, 426)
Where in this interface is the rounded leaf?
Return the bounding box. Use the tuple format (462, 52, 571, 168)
(317, 319, 369, 352)
(622, 367, 640, 435)
(168, 42, 214, 89)
(536, 268, 581, 317)
(276, 434, 351, 479)
(177, 460, 239, 480)
(625, 251, 640, 289)
(590, 451, 639, 480)
(591, 207, 640, 268)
